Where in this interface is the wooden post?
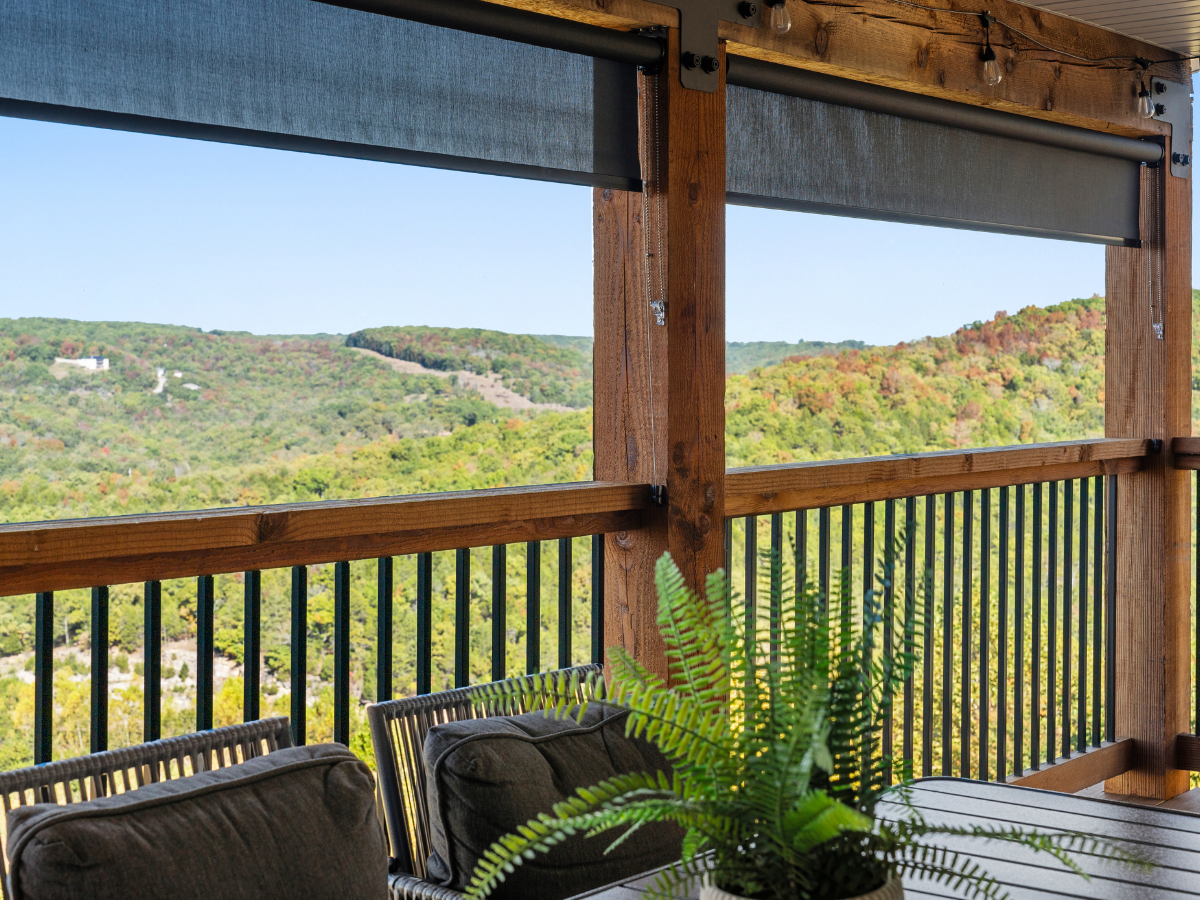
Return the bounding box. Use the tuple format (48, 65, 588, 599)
(662, 31, 727, 593)
(1105, 150, 1192, 800)
(594, 32, 727, 680)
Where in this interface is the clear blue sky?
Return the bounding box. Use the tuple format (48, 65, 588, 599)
(1, 83, 1191, 346)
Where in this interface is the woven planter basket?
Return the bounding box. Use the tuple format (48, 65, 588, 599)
(699, 876, 903, 900)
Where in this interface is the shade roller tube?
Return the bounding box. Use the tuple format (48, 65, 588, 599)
(0, 0, 642, 189)
(727, 56, 1162, 166)
(726, 63, 1144, 245)
(318, 0, 664, 69)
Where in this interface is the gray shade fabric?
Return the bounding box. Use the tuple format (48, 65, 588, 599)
(0, 0, 639, 189)
(726, 84, 1142, 245)
(5, 744, 386, 900)
(424, 706, 681, 900)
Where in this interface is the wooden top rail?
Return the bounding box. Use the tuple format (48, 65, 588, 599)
(725, 438, 1152, 518)
(0, 482, 649, 596)
(1171, 437, 1200, 470)
(0, 439, 1155, 596)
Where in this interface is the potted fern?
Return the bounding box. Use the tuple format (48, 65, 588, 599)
(467, 550, 1136, 900)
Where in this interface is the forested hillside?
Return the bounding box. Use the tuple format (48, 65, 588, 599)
(2, 295, 1195, 770)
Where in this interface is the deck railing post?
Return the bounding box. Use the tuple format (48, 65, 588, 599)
(1105, 157, 1192, 800)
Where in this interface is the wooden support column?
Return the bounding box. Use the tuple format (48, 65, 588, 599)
(594, 31, 726, 679)
(663, 31, 727, 593)
(1105, 148, 1192, 800)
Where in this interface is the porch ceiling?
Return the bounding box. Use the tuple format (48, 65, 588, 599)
(1029, 0, 1200, 59)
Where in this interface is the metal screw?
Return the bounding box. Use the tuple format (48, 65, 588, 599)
(1156, 103, 1167, 116)
(1155, 81, 1167, 94)
(701, 55, 720, 74)
(738, 1, 758, 17)
(681, 51, 702, 69)
(1174, 152, 1191, 166)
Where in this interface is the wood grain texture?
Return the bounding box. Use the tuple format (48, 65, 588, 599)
(726, 439, 1150, 515)
(664, 31, 726, 592)
(1176, 733, 1200, 771)
(1104, 153, 1193, 801)
(1008, 738, 1134, 793)
(1172, 436, 1200, 470)
(593, 178, 669, 681)
(0, 483, 647, 596)
(483, 0, 1188, 135)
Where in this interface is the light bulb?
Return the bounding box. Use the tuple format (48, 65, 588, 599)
(981, 46, 1002, 86)
(770, 2, 791, 35)
(1137, 88, 1155, 119)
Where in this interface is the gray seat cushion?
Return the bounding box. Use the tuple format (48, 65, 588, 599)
(424, 706, 681, 899)
(5, 743, 386, 900)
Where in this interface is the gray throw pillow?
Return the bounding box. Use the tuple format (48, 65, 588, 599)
(5, 743, 386, 900)
(425, 706, 682, 899)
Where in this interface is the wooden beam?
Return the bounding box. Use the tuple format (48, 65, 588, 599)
(726, 439, 1150, 516)
(1171, 436, 1200, 470)
(1008, 738, 1134, 793)
(663, 29, 726, 592)
(1104, 153, 1192, 801)
(485, 0, 1188, 135)
(1175, 733, 1200, 771)
(0, 482, 647, 595)
(594, 177, 670, 680)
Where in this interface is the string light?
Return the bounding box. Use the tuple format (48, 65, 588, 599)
(979, 13, 1002, 86)
(1136, 61, 1155, 119)
(765, 0, 791, 35)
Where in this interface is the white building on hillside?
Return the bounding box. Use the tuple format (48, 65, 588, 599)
(54, 356, 109, 371)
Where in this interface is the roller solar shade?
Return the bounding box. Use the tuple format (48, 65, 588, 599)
(725, 83, 1142, 245)
(0, 0, 641, 189)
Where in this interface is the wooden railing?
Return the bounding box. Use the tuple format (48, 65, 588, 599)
(0, 439, 1159, 781)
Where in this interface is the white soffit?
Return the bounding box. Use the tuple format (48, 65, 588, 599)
(1029, 0, 1200, 60)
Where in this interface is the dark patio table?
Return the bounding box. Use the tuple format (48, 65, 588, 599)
(569, 778, 1200, 899)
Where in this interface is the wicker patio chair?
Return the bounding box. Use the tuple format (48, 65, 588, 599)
(0, 717, 291, 900)
(369, 666, 601, 900)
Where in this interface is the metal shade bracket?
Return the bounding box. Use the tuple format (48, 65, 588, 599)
(1151, 77, 1192, 178)
(663, 0, 761, 92)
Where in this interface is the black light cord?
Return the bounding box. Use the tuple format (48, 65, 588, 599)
(875, 0, 1196, 70)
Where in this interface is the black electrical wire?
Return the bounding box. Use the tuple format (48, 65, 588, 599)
(876, 0, 1197, 69)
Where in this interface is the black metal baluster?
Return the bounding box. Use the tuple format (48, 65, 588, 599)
(961, 490, 972, 780)
(34, 591, 53, 764)
(591, 535, 604, 666)
(771, 513, 783, 664)
(291, 566, 307, 746)
(819, 508, 831, 613)
(416, 553, 432, 694)
(923, 494, 935, 778)
(558, 538, 572, 669)
(1077, 479, 1088, 752)
(493, 545, 507, 682)
(1047, 483, 1058, 765)
(1063, 480, 1073, 758)
(455, 549, 470, 688)
(725, 519, 734, 616)
(334, 561, 351, 746)
(883, 499, 896, 783)
(145, 581, 161, 741)
(942, 492, 954, 776)
(243, 572, 260, 722)
(1106, 477, 1117, 743)
(796, 510, 807, 598)
(527, 542, 541, 675)
(980, 489, 990, 781)
(197, 575, 214, 733)
(91, 586, 109, 754)
(841, 506, 853, 632)
(746, 516, 758, 646)
(863, 503, 874, 672)
(377, 557, 393, 702)
(1015, 487, 1025, 776)
(998, 486, 1008, 781)
(1032, 483, 1042, 769)
(1093, 476, 1104, 747)
(904, 496, 916, 776)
